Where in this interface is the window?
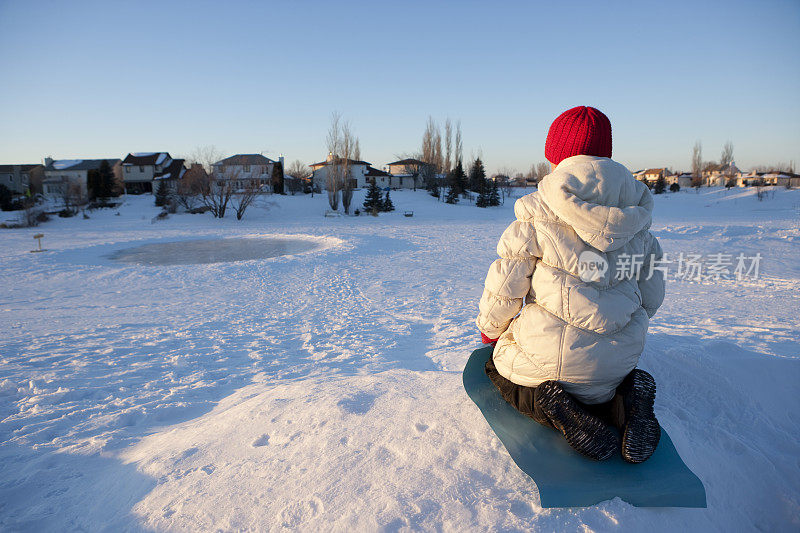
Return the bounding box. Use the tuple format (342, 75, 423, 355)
(125, 166, 130, 173)
(243, 165, 250, 172)
(139, 166, 144, 172)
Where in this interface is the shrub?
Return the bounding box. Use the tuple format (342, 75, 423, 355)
(669, 183, 680, 193)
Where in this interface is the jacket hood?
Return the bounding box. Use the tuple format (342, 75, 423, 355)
(537, 155, 653, 251)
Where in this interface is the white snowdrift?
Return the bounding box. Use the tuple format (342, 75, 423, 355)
(0, 188, 798, 531)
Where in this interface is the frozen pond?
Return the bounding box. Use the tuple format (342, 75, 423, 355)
(109, 237, 322, 265)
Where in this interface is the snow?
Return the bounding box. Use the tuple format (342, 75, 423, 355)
(155, 153, 168, 166)
(1, 187, 799, 531)
(51, 159, 83, 170)
(132, 152, 156, 157)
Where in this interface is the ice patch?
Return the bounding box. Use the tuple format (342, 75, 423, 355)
(107, 237, 326, 265)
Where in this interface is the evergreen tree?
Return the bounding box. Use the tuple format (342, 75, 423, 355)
(429, 180, 440, 199)
(0, 183, 12, 210)
(382, 190, 395, 212)
(97, 159, 116, 198)
(449, 161, 467, 198)
(445, 185, 459, 204)
(87, 169, 100, 200)
(468, 158, 486, 193)
(363, 180, 382, 213)
(155, 179, 170, 207)
(475, 177, 489, 207)
(653, 174, 666, 195)
(487, 180, 501, 206)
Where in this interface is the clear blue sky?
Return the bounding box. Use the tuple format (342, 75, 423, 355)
(1, 0, 798, 174)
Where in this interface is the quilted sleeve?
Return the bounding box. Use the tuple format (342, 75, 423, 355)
(475, 217, 541, 339)
(638, 233, 666, 318)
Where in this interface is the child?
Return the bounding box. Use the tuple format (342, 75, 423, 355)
(476, 106, 665, 462)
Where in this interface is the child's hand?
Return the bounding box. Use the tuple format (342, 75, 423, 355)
(480, 332, 499, 346)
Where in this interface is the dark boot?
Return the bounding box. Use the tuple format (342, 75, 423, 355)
(617, 369, 661, 463)
(535, 381, 619, 461)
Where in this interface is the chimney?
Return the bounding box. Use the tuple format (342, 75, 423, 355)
(44, 156, 54, 167)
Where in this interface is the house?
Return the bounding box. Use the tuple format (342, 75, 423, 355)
(638, 168, 667, 186)
(736, 170, 762, 187)
(211, 154, 284, 193)
(365, 166, 393, 189)
(42, 158, 122, 204)
(666, 172, 694, 189)
(121, 152, 185, 194)
(310, 154, 372, 189)
(153, 158, 187, 194)
(702, 162, 740, 187)
(763, 171, 800, 188)
(386, 158, 428, 189)
(0, 164, 44, 195)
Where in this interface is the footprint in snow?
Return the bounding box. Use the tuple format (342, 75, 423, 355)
(252, 434, 270, 447)
(201, 464, 215, 474)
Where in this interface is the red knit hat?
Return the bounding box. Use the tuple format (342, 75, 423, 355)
(545, 106, 612, 165)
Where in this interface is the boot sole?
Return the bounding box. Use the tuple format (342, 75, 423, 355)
(621, 370, 661, 463)
(536, 381, 619, 461)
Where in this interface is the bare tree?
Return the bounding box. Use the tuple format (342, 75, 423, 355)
(20, 195, 42, 227)
(185, 146, 233, 217)
(421, 117, 439, 170)
(340, 120, 357, 214)
(454, 120, 463, 166)
(326, 112, 343, 211)
(325, 112, 359, 213)
(444, 118, 453, 174)
(536, 162, 550, 184)
(691, 141, 703, 188)
(231, 178, 260, 220)
(59, 179, 82, 214)
(753, 162, 795, 173)
(285, 159, 311, 195)
(175, 164, 205, 210)
(720, 141, 734, 167)
(432, 126, 442, 172)
(496, 167, 517, 203)
(186, 145, 223, 174)
(353, 138, 361, 162)
(200, 169, 235, 218)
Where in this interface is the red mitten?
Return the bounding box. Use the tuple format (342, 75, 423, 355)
(481, 332, 499, 345)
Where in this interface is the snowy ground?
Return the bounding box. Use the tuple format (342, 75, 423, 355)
(1, 187, 798, 531)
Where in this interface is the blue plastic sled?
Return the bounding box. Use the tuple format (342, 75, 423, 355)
(463, 346, 707, 508)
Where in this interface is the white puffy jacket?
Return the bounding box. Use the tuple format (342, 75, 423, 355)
(476, 155, 665, 403)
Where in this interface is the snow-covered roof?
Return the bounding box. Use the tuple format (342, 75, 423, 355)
(213, 154, 275, 166)
(123, 152, 171, 166)
(365, 166, 391, 177)
(387, 158, 427, 167)
(45, 159, 121, 171)
(52, 159, 83, 170)
(154, 158, 186, 181)
(310, 157, 371, 168)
